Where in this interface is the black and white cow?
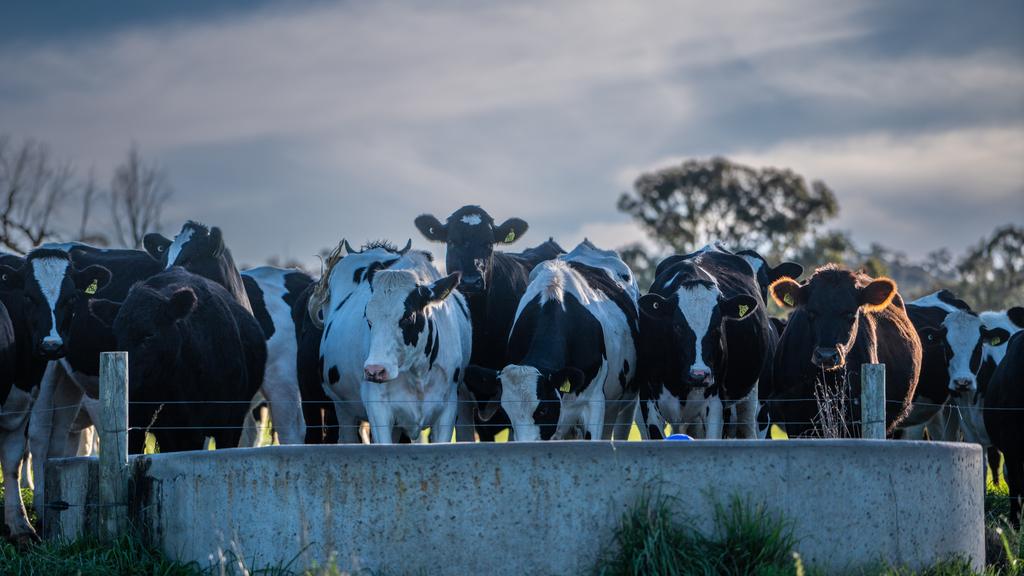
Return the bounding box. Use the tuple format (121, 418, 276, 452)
(292, 281, 338, 444)
(901, 291, 1000, 439)
(144, 222, 307, 445)
(362, 251, 472, 443)
(638, 247, 769, 439)
(308, 240, 458, 443)
(0, 259, 49, 544)
(0, 244, 161, 519)
(465, 241, 639, 441)
(984, 330, 1024, 527)
(415, 205, 563, 440)
(735, 249, 804, 305)
(90, 267, 266, 453)
(769, 265, 922, 437)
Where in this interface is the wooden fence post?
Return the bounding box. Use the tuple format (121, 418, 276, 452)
(99, 351, 129, 540)
(860, 363, 886, 440)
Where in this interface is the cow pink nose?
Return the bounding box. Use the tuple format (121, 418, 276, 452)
(689, 369, 710, 381)
(364, 364, 390, 382)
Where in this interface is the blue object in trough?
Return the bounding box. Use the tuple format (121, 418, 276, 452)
(666, 433, 693, 441)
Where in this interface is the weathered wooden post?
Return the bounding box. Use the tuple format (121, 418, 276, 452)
(860, 363, 886, 440)
(99, 351, 129, 540)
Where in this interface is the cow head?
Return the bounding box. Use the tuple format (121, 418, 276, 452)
(307, 239, 409, 329)
(980, 307, 1024, 365)
(465, 364, 583, 441)
(90, 286, 198, 390)
(414, 205, 528, 295)
(919, 310, 1007, 393)
(736, 249, 804, 303)
(144, 222, 249, 306)
(639, 280, 758, 389)
(363, 269, 461, 383)
(770, 265, 896, 371)
(0, 249, 110, 359)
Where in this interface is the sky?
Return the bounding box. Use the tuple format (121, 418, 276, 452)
(1, 0, 1022, 268)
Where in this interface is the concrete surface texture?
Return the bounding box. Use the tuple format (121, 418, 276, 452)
(44, 440, 984, 574)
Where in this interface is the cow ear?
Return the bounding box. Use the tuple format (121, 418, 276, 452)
(143, 233, 172, 261)
(769, 262, 803, 284)
(414, 215, 448, 243)
(769, 277, 802, 308)
(859, 277, 897, 312)
(89, 298, 122, 328)
(0, 265, 24, 291)
(1007, 306, 1024, 329)
(721, 294, 758, 320)
(550, 367, 585, 395)
(639, 293, 677, 319)
(464, 365, 501, 422)
(163, 287, 197, 323)
(425, 272, 461, 304)
(73, 265, 111, 296)
(981, 327, 1011, 348)
(209, 227, 226, 257)
(493, 218, 528, 244)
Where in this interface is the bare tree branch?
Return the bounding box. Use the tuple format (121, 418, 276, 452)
(109, 143, 173, 248)
(0, 136, 77, 254)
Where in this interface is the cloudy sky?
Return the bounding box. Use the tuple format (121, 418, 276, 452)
(1, 1, 1021, 268)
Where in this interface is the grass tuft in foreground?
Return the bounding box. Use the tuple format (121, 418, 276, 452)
(595, 492, 798, 576)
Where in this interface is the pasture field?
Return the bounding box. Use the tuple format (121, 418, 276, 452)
(0, 446, 1020, 575)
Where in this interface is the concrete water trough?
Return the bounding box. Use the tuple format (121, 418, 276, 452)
(44, 439, 984, 574)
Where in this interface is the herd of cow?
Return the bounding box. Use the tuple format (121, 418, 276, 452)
(0, 204, 1020, 544)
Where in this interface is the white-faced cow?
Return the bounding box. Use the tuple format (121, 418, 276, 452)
(362, 250, 472, 444)
(901, 291, 1006, 440)
(984, 330, 1024, 527)
(0, 245, 161, 521)
(638, 247, 769, 439)
(415, 205, 563, 440)
(769, 265, 922, 437)
(465, 240, 639, 441)
(144, 222, 307, 445)
(90, 268, 266, 453)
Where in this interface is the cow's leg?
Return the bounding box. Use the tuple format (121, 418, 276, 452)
(584, 397, 605, 441)
(30, 364, 83, 523)
(1005, 452, 1023, 529)
(363, 390, 393, 445)
(19, 453, 33, 490)
(704, 396, 724, 439)
(734, 382, 759, 439)
(454, 385, 475, 442)
(260, 380, 306, 446)
(238, 392, 265, 447)
(1, 423, 37, 545)
(431, 393, 458, 444)
(334, 400, 364, 444)
(640, 399, 664, 440)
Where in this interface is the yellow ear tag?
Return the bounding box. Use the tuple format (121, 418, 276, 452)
(84, 279, 98, 295)
(559, 379, 571, 394)
(504, 230, 516, 243)
(783, 293, 794, 307)
(991, 337, 1002, 346)
(737, 304, 749, 318)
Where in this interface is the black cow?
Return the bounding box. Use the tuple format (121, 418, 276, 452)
(415, 205, 563, 440)
(145, 222, 308, 445)
(292, 282, 338, 444)
(769, 265, 922, 437)
(984, 331, 1024, 527)
(90, 268, 266, 453)
(637, 248, 769, 439)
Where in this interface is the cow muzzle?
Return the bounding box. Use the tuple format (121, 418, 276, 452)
(811, 347, 844, 370)
(459, 276, 485, 294)
(39, 338, 65, 358)
(687, 368, 712, 388)
(364, 364, 395, 383)
(950, 378, 975, 392)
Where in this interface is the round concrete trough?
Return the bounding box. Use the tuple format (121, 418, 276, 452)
(45, 440, 984, 574)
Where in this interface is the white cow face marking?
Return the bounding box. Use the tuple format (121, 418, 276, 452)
(941, 311, 984, 392)
(460, 214, 483, 226)
(499, 365, 544, 441)
(32, 257, 71, 346)
(676, 283, 721, 383)
(165, 226, 195, 270)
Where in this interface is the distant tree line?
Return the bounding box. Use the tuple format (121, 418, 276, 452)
(0, 135, 172, 253)
(618, 157, 1022, 310)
